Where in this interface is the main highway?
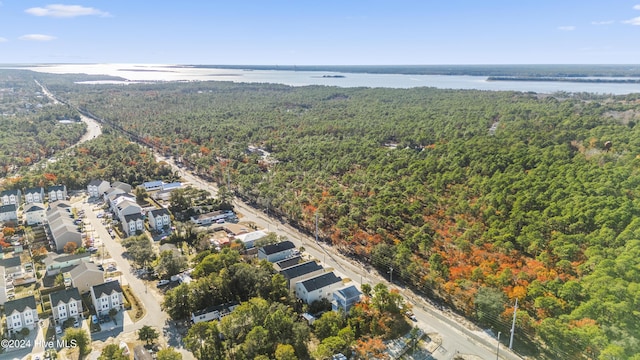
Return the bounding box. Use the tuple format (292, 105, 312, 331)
(159, 155, 523, 360)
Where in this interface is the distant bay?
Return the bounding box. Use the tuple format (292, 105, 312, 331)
(12, 64, 640, 95)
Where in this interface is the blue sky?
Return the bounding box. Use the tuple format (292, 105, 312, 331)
(0, 1, 639, 64)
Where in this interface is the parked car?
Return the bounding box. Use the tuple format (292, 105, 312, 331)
(405, 311, 417, 322)
(55, 326, 62, 334)
(157, 279, 170, 287)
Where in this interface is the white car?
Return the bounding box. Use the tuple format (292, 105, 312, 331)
(157, 279, 170, 287)
(55, 326, 62, 334)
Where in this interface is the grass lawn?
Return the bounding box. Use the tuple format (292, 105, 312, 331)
(13, 283, 37, 300)
(122, 285, 146, 322)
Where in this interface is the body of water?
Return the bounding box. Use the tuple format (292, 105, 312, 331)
(19, 64, 640, 95)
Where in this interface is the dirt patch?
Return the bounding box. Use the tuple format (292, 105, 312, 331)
(604, 110, 640, 125)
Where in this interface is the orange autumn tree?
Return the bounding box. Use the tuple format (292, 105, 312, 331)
(354, 337, 388, 359)
(63, 241, 78, 254)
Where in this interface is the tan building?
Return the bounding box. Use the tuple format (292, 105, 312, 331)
(69, 262, 104, 294)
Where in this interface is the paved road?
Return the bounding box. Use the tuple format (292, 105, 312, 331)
(78, 198, 194, 359)
(156, 155, 522, 360)
(35, 80, 102, 146)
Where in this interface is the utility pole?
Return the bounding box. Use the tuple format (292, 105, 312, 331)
(315, 212, 318, 243)
(496, 331, 501, 360)
(509, 298, 518, 349)
(389, 266, 394, 283)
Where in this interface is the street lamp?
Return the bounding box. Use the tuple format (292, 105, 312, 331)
(496, 331, 501, 360)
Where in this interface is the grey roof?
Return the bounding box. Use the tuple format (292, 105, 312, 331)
(25, 203, 45, 213)
(143, 180, 163, 188)
(24, 187, 43, 195)
(44, 252, 90, 267)
(0, 189, 20, 196)
(49, 287, 81, 307)
(115, 195, 136, 205)
(0, 256, 21, 269)
(299, 272, 342, 292)
(124, 213, 144, 223)
(49, 201, 71, 210)
(192, 301, 239, 317)
(92, 280, 123, 298)
(280, 260, 323, 280)
(149, 208, 170, 217)
(0, 204, 17, 213)
(111, 181, 132, 192)
(261, 240, 296, 256)
(105, 188, 125, 199)
(193, 210, 225, 220)
(88, 179, 108, 187)
(336, 285, 362, 300)
(274, 256, 302, 270)
(69, 261, 101, 278)
(161, 182, 182, 190)
(48, 185, 66, 192)
(4, 295, 37, 315)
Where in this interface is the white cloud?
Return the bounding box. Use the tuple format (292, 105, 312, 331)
(25, 4, 110, 18)
(19, 34, 56, 41)
(634, 4, 640, 10)
(591, 20, 614, 25)
(0, 37, 7, 43)
(558, 26, 576, 31)
(623, 16, 640, 25)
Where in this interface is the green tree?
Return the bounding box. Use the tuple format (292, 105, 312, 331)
(360, 283, 372, 297)
(191, 248, 240, 278)
(62, 328, 91, 356)
(122, 234, 156, 268)
(313, 311, 344, 340)
(243, 326, 270, 359)
(275, 343, 297, 360)
(138, 325, 160, 346)
(157, 348, 183, 360)
(135, 186, 148, 202)
(184, 321, 226, 360)
(54, 273, 64, 287)
(98, 344, 128, 360)
(155, 250, 187, 278)
(170, 188, 191, 215)
(162, 283, 192, 320)
(314, 336, 347, 360)
(475, 286, 506, 327)
(371, 283, 403, 314)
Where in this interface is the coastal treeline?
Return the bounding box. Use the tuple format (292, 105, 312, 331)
(0, 70, 86, 177)
(40, 78, 640, 358)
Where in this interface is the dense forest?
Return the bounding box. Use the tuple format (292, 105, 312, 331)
(0, 70, 86, 177)
(3, 132, 178, 191)
(27, 75, 640, 358)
